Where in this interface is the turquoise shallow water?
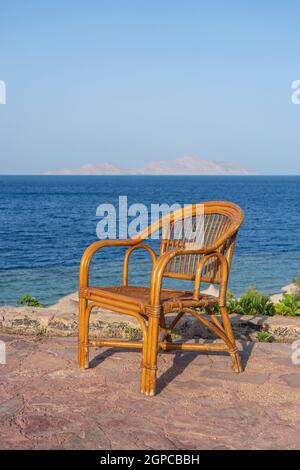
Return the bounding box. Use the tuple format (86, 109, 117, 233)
(0, 175, 299, 305)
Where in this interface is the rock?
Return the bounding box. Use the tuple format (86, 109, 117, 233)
(0, 307, 55, 336)
(270, 293, 283, 303)
(47, 314, 77, 336)
(1, 295, 300, 343)
(202, 284, 219, 297)
(270, 283, 299, 303)
(50, 293, 78, 315)
(282, 283, 298, 295)
(263, 316, 300, 342)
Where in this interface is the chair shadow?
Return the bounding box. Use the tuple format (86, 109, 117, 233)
(89, 347, 139, 368)
(89, 339, 255, 394)
(156, 349, 199, 394)
(239, 340, 255, 369)
(156, 339, 254, 394)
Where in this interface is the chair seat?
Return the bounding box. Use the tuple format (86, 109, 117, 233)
(85, 285, 218, 315)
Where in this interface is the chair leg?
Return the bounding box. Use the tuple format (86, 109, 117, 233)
(78, 298, 89, 369)
(142, 316, 160, 396)
(220, 306, 243, 373)
(140, 336, 148, 394)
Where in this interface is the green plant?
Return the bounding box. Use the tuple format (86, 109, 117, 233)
(293, 275, 300, 285)
(171, 332, 181, 341)
(227, 287, 275, 316)
(124, 325, 140, 340)
(292, 276, 300, 301)
(226, 290, 240, 314)
(275, 293, 300, 316)
(257, 331, 272, 343)
(17, 293, 44, 308)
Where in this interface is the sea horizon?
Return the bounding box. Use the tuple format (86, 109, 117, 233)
(2, 174, 300, 177)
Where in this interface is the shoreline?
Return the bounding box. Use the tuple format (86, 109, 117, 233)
(1, 283, 299, 343)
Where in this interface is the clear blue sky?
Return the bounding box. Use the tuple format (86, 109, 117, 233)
(0, 0, 300, 174)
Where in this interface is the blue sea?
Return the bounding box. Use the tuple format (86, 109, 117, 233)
(0, 176, 300, 306)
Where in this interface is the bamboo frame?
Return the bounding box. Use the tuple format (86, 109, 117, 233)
(78, 201, 244, 396)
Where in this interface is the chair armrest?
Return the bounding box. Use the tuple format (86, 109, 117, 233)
(193, 252, 229, 306)
(123, 244, 157, 286)
(79, 239, 139, 289)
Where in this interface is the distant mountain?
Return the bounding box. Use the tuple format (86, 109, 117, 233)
(133, 156, 252, 175)
(46, 156, 254, 175)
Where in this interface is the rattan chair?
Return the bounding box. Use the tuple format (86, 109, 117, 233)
(78, 201, 244, 396)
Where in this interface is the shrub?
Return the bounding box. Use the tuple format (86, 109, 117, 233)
(226, 290, 240, 315)
(275, 293, 300, 316)
(293, 275, 300, 287)
(227, 287, 275, 316)
(292, 276, 300, 301)
(17, 294, 44, 308)
(257, 331, 273, 343)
